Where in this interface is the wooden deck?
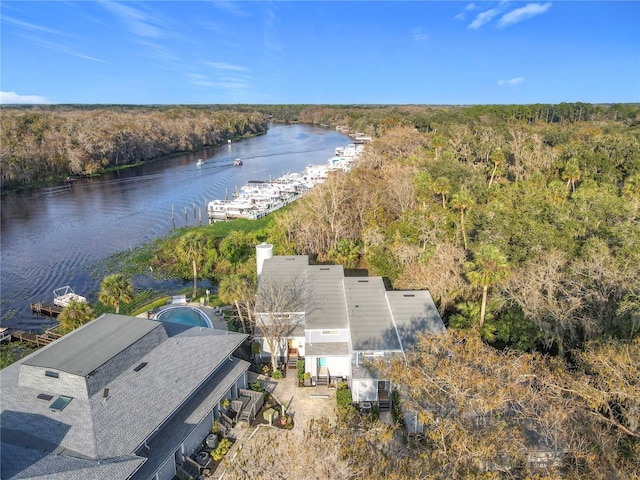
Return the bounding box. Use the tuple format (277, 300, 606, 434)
(30, 302, 63, 317)
(10, 324, 63, 347)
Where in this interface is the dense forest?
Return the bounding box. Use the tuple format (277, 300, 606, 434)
(5, 102, 640, 477)
(0, 105, 268, 189)
(141, 103, 640, 478)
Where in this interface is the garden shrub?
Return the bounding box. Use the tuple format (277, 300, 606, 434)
(211, 437, 232, 461)
(336, 388, 352, 410)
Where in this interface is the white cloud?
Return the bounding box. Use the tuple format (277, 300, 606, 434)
(211, 1, 249, 17)
(0, 91, 52, 104)
(498, 3, 552, 28)
(455, 3, 477, 21)
(497, 77, 525, 86)
(2, 15, 64, 36)
(204, 61, 248, 72)
(468, 8, 500, 30)
(100, 1, 164, 39)
(411, 27, 429, 41)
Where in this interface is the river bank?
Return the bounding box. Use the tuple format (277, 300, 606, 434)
(0, 131, 267, 195)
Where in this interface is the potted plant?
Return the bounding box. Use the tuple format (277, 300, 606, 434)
(303, 372, 312, 387)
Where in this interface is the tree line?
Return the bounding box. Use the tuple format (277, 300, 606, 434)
(0, 106, 268, 189)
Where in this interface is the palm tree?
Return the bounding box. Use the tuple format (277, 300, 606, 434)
(465, 245, 509, 328)
(562, 158, 581, 193)
(450, 190, 475, 250)
(175, 232, 205, 300)
(218, 273, 256, 334)
(432, 177, 451, 208)
(488, 148, 505, 188)
(99, 273, 133, 314)
(59, 300, 95, 333)
(449, 301, 497, 342)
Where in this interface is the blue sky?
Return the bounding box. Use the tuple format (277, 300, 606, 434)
(1, 1, 638, 105)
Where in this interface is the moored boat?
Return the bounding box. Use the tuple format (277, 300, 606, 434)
(196, 159, 204, 167)
(233, 158, 243, 166)
(53, 286, 87, 308)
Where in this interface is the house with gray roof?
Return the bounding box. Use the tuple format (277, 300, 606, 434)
(253, 243, 445, 408)
(1, 313, 250, 480)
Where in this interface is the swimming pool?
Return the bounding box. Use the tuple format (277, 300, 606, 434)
(154, 306, 213, 328)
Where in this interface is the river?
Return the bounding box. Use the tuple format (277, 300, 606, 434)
(1, 124, 349, 331)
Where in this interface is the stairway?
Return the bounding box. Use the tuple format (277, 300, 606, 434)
(378, 384, 391, 412)
(316, 366, 329, 386)
(286, 347, 299, 368)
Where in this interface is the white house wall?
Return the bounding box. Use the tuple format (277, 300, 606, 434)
(352, 380, 378, 402)
(324, 356, 350, 378)
(306, 355, 350, 378)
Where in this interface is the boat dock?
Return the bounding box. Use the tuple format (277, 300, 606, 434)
(10, 325, 63, 347)
(30, 302, 63, 317)
(207, 141, 366, 223)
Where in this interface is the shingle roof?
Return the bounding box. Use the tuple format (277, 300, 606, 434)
(386, 290, 445, 349)
(344, 277, 401, 351)
(305, 265, 348, 329)
(23, 314, 160, 376)
(1, 314, 249, 480)
(305, 342, 350, 356)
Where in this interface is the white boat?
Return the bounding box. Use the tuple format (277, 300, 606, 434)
(233, 158, 243, 166)
(207, 141, 365, 222)
(0, 327, 11, 343)
(196, 159, 204, 167)
(53, 286, 87, 308)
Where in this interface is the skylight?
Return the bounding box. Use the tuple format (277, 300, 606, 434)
(49, 395, 73, 412)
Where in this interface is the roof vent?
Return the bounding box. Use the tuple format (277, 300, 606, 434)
(403, 294, 415, 297)
(37, 393, 54, 401)
(103, 388, 109, 398)
(357, 280, 369, 283)
(133, 362, 148, 372)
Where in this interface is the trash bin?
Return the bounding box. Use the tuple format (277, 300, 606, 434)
(361, 401, 372, 413)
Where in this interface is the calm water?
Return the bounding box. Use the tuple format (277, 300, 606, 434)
(1, 124, 349, 331)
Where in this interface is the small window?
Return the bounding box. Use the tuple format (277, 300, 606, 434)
(37, 393, 53, 401)
(49, 395, 73, 412)
(321, 330, 339, 335)
(45, 370, 59, 378)
(133, 362, 148, 372)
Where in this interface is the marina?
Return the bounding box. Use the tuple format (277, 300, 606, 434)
(207, 141, 366, 222)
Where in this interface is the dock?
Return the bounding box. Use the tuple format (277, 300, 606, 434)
(10, 326, 63, 347)
(30, 302, 63, 317)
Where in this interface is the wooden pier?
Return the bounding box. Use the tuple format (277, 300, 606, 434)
(30, 302, 63, 317)
(10, 328, 62, 347)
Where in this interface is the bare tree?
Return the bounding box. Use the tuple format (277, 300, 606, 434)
(254, 274, 314, 371)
